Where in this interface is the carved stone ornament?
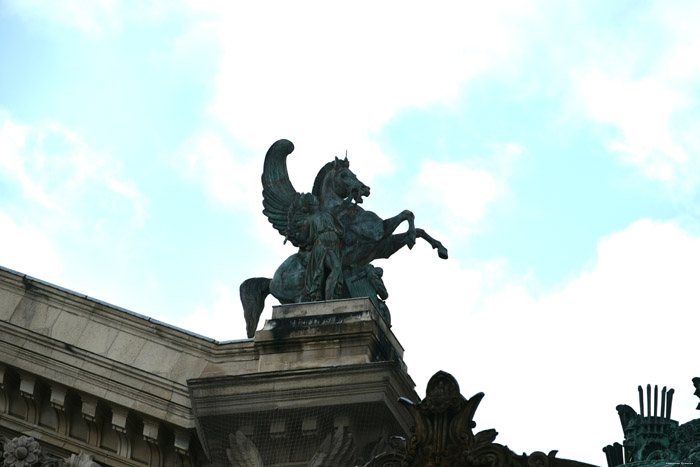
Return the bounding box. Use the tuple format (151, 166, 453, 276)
(226, 426, 357, 467)
(365, 371, 593, 467)
(308, 426, 357, 467)
(0, 435, 100, 467)
(63, 452, 100, 467)
(2, 436, 41, 467)
(227, 431, 263, 467)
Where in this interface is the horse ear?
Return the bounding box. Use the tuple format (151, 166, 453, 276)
(333, 157, 340, 169)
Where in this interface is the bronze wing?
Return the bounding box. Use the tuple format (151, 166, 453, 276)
(262, 139, 304, 246)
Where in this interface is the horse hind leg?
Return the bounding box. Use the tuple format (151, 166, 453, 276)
(416, 228, 448, 259)
(240, 277, 271, 338)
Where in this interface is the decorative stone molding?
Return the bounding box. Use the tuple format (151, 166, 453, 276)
(17, 373, 37, 425)
(141, 417, 160, 444)
(48, 384, 67, 412)
(0, 435, 101, 467)
(173, 428, 191, 455)
(18, 375, 35, 401)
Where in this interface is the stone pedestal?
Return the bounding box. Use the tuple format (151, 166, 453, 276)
(188, 298, 416, 467)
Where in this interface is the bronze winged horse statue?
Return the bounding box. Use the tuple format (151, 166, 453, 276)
(240, 139, 448, 337)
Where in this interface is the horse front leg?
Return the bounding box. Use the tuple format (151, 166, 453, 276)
(382, 210, 416, 248)
(374, 228, 448, 260)
(416, 228, 448, 259)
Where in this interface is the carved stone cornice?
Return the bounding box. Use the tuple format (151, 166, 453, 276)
(0, 434, 101, 467)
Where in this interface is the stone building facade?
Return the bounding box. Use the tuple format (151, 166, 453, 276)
(1, 264, 622, 467)
(0, 265, 415, 466)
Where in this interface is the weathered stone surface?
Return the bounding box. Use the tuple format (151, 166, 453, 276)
(188, 298, 415, 466)
(105, 330, 146, 365)
(0, 265, 417, 466)
(189, 362, 416, 466)
(75, 320, 120, 356)
(50, 311, 91, 345)
(0, 283, 22, 321)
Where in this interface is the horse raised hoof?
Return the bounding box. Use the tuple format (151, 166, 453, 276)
(437, 245, 448, 259)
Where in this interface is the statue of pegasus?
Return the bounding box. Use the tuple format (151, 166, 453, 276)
(240, 139, 448, 337)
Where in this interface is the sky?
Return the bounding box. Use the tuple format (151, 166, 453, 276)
(1, 1, 699, 464)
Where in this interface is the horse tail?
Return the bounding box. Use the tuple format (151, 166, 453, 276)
(240, 277, 271, 338)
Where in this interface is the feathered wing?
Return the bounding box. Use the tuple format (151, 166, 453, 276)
(285, 193, 310, 248)
(307, 426, 357, 467)
(226, 431, 264, 467)
(262, 139, 303, 245)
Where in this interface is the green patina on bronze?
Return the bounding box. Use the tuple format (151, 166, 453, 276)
(603, 379, 700, 467)
(240, 139, 448, 337)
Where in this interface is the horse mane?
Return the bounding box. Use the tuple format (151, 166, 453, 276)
(312, 158, 349, 197)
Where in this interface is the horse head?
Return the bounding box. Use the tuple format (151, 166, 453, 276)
(313, 156, 370, 206)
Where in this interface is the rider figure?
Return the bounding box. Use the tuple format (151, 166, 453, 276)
(299, 193, 345, 301)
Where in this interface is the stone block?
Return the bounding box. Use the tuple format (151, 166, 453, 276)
(142, 417, 161, 443)
(9, 295, 48, 329)
(270, 297, 377, 319)
(19, 372, 36, 399)
(0, 287, 23, 321)
(110, 405, 129, 433)
(174, 429, 191, 454)
(132, 340, 181, 377)
(81, 394, 99, 421)
(105, 331, 146, 365)
(49, 383, 67, 410)
(76, 319, 119, 355)
(169, 351, 209, 384)
(50, 311, 89, 346)
(254, 300, 405, 374)
(29, 303, 60, 335)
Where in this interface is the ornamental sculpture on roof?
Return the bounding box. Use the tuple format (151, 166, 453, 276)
(240, 139, 448, 337)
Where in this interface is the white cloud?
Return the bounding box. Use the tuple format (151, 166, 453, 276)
(572, 2, 700, 198)
(0, 113, 147, 228)
(378, 218, 700, 464)
(577, 70, 689, 181)
(3, 0, 182, 34)
(0, 118, 55, 208)
(0, 213, 63, 283)
(178, 132, 260, 209)
(418, 161, 499, 223)
(411, 143, 522, 235)
(176, 2, 536, 184)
